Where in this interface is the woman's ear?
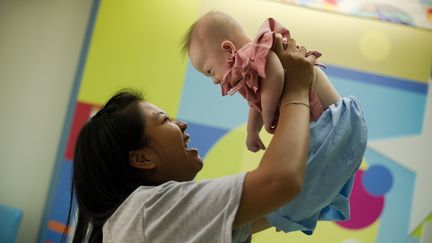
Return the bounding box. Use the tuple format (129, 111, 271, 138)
(221, 40, 236, 54)
(128, 147, 159, 170)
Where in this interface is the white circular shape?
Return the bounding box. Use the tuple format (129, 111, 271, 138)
(359, 31, 391, 62)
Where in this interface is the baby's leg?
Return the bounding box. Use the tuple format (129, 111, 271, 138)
(260, 51, 284, 133)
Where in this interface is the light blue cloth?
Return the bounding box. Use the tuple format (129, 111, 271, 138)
(266, 96, 368, 235)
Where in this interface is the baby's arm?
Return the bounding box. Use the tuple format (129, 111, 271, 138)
(313, 66, 341, 107)
(246, 107, 266, 152)
(260, 51, 285, 133)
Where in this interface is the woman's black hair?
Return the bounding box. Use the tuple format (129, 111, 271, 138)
(62, 89, 148, 243)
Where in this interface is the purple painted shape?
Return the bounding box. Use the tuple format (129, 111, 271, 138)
(337, 170, 385, 229)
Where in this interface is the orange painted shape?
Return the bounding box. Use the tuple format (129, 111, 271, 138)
(48, 219, 69, 234)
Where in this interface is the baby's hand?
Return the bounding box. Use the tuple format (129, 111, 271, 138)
(264, 124, 276, 135)
(246, 132, 266, 152)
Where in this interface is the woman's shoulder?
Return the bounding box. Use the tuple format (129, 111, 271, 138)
(135, 173, 247, 200)
(109, 173, 247, 220)
(103, 173, 249, 242)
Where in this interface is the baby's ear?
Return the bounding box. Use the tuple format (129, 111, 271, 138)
(221, 40, 236, 54)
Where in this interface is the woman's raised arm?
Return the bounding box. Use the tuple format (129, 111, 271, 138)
(233, 37, 317, 228)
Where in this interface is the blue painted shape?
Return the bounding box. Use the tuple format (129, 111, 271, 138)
(180, 120, 230, 158)
(326, 65, 428, 94)
(180, 62, 427, 140)
(45, 229, 63, 243)
(365, 148, 415, 243)
(363, 164, 393, 196)
(0, 204, 23, 243)
(407, 236, 420, 243)
(330, 75, 426, 140)
(178, 63, 249, 130)
(50, 160, 73, 223)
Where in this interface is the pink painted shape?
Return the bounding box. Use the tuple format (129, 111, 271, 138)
(337, 170, 385, 229)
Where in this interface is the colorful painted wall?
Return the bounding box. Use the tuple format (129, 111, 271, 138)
(39, 0, 432, 242)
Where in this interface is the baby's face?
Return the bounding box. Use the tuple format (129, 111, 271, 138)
(189, 41, 228, 85)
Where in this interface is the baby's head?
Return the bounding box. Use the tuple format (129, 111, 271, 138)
(182, 11, 250, 84)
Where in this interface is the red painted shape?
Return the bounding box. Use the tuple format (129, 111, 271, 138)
(65, 102, 94, 160)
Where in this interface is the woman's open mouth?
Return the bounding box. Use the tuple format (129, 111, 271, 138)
(183, 134, 199, 154)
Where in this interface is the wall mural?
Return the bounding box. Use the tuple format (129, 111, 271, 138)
(39, 0, 432, 242)
(268, 0, 432, 30)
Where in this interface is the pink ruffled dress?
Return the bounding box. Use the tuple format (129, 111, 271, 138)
(221, 18, 324, 123)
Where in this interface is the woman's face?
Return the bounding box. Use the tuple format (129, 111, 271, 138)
(138, 101, 203, 182)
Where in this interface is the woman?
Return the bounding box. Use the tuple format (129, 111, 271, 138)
(64, 37, 316, 242)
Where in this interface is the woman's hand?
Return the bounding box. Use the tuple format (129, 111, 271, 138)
(273, 36, 316, 100)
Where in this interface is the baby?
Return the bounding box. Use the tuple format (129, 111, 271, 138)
(183, 11, 340, 152)
(183, 12, 368, 235)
